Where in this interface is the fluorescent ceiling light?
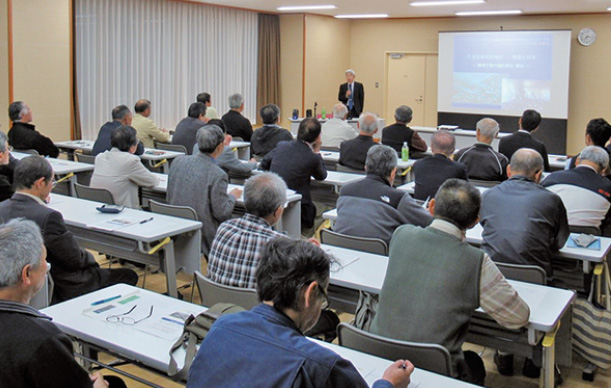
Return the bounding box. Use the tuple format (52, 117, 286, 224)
(411, 0, 485, 6)
(335, 14, 389, 18)
(456, 9, 522, 16)
(277, 5, 337, 11)
(608, 7, 611, 11)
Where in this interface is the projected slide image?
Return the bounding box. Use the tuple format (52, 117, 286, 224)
(501, 78, 551, 111)
(452, 72, 504, 109)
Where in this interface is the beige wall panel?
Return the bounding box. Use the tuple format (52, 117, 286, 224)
(279, 14, 304, 129)
(12, 0, 71, 142)
(303, 15, 350, 119)
(349, 15, 611, 154)
(0, 0, 8, 132)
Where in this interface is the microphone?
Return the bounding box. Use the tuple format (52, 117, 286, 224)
(314, 102, 318, 118)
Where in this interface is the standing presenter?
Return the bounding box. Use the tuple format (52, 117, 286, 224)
(338, 69, 364, 119)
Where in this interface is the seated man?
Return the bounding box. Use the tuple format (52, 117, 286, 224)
(260, 117, 327, 231)
(335, 144, 432, 245)
(0, 131, 18, 202)
(454, 118, 508, 182)
(568, 118, 611, 171)
(0, 156, 138, 303)
(381, 105, 427, 156)
(167, 125, 242, 256)
(339, 112, 378, 170)
(371, 179, 530, 385)
(481, 148, 570, 282)
(7, 101, 59, 158)
(92, 105, 144, 156)
(250, 104, 293, 158)
(321, 103, 358, 148)
(0, 219, 125, 388)
(413, 131, 467, 201)
(543, 146, 611, 230)
(499, 109, 550, 171)
(207, 173, 287, 288)
(90, 126, 159, 208)
(172, 102, 207, 155)
(221, 93, 253, 141)
(197, 92, 218, 120)
(131, 99, 170, 149)
(203, 119, 258, 176)
(188, 238, 413, 388)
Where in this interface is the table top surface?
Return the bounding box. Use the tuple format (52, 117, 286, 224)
(12, 152, 94, 174)
(47, 194, 202, 242)
(42, 283, 476, 387)
(54, 140, 185, 160)
(229, 140, 250, 148)
(324, 244, 575, 332)
(320, 151, 414, 169)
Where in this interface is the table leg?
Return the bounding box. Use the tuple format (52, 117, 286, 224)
(275, 200, 301, 237)
(163, 241, 178, 298)
(540, 342, 555, 388)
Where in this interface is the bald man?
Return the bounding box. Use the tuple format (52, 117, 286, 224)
(480, 148, 569, 283)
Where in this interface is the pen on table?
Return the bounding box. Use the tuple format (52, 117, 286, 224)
(91, 295, 121, 306)
(140, 217, 154, 224)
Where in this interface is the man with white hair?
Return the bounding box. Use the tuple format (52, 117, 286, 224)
(338, 69, 364, 118)
(339, 112, 379, 170)
(454, 118, 508, 182)
(381, 105, 427, 156)
(543, 145, 611, 230)
(7, 101, 59, 158)
(221, 93, 253, 141)
(320, 103, 358, 148)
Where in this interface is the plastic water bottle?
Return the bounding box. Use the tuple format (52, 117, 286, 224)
(321, 107, 326, 120)
(401, 142, 410, 161)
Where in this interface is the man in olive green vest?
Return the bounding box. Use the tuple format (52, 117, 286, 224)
(370, 179, 530, 385)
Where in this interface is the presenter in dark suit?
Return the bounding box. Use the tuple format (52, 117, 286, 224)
(338, 69, 364, 119)
(260, 118, 327, 232)
(0, 156, 138, 303)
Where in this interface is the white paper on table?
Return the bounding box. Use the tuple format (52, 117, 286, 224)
(86, 217, 144, 232)
(136, 310, 199, 340)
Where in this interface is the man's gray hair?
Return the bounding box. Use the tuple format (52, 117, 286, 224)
(228, 93, 244, 109)
(332, 103, 348, 119)
(431, 130, 456, 155)
(580, 145, 609, 172)
(0, 219, 44, 288)
(8, 101, 28, 122)
(0, 131, 8, 152)
(434, 179, 481, 230)
(509, 148, 544, 178)
(358, 112, 378, 134)
(244, 173, 288, 218)
(345, 69, 356, 76)
(196, 125, 224, 154)
(366, 145, 397, 177)
(476, 118, 500, 141)
(394, 105, 413, 124)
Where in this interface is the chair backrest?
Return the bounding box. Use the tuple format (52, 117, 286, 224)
(74, 183, 116, 204)
(336, 164, 365, 174)
(29, 273, 53, 309)
(156, 142, 187, 155)
(468, 179, 500, 188)
(149, 200, 198, 221)
(495, 262, 547, 285)
(320, 229, 388, 255)
(75, 153, 96, 164)
(569, 225, 601, 236)
(15, 149, 39, 155)
(337, 323, 453, 376)
(194, 271, 259, 309)
(232, 136, 244, 142)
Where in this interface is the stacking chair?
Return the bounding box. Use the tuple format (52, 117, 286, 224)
(194, 271, 259, 310)
(495, 262, 547, 285)
(468, 179, 501, 188)
(337, 323, 453, 376)
(74, 183, 115, 204)
(320, 229, 388, 313)
(29, 273, 54, 309)
(155, 142, 188, 155)
(75, 153, 96, 164)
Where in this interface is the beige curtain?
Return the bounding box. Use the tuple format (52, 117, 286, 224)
(257, 14, 280, 125)
(71, 5, 82, 140)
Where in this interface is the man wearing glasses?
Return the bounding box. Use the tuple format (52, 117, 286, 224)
(187, 238, 413, 388)
(0, 156, 138, 303)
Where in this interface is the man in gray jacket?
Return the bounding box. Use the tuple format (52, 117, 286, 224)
(167, 125, 242, 256)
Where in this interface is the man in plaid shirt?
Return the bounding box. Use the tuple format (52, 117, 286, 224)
(207, 173, 287, 288)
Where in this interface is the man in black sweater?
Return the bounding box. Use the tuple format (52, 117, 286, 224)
(339, 112, 379, 171)
(498, 109, 550, 171)
(221, 93, 253, 141)
(251, 104, 293, 158)
(7, 101, 59, 158)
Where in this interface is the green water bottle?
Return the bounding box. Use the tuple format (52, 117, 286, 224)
(321, 107, 326, 120)
(401, 142, 410, 161)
